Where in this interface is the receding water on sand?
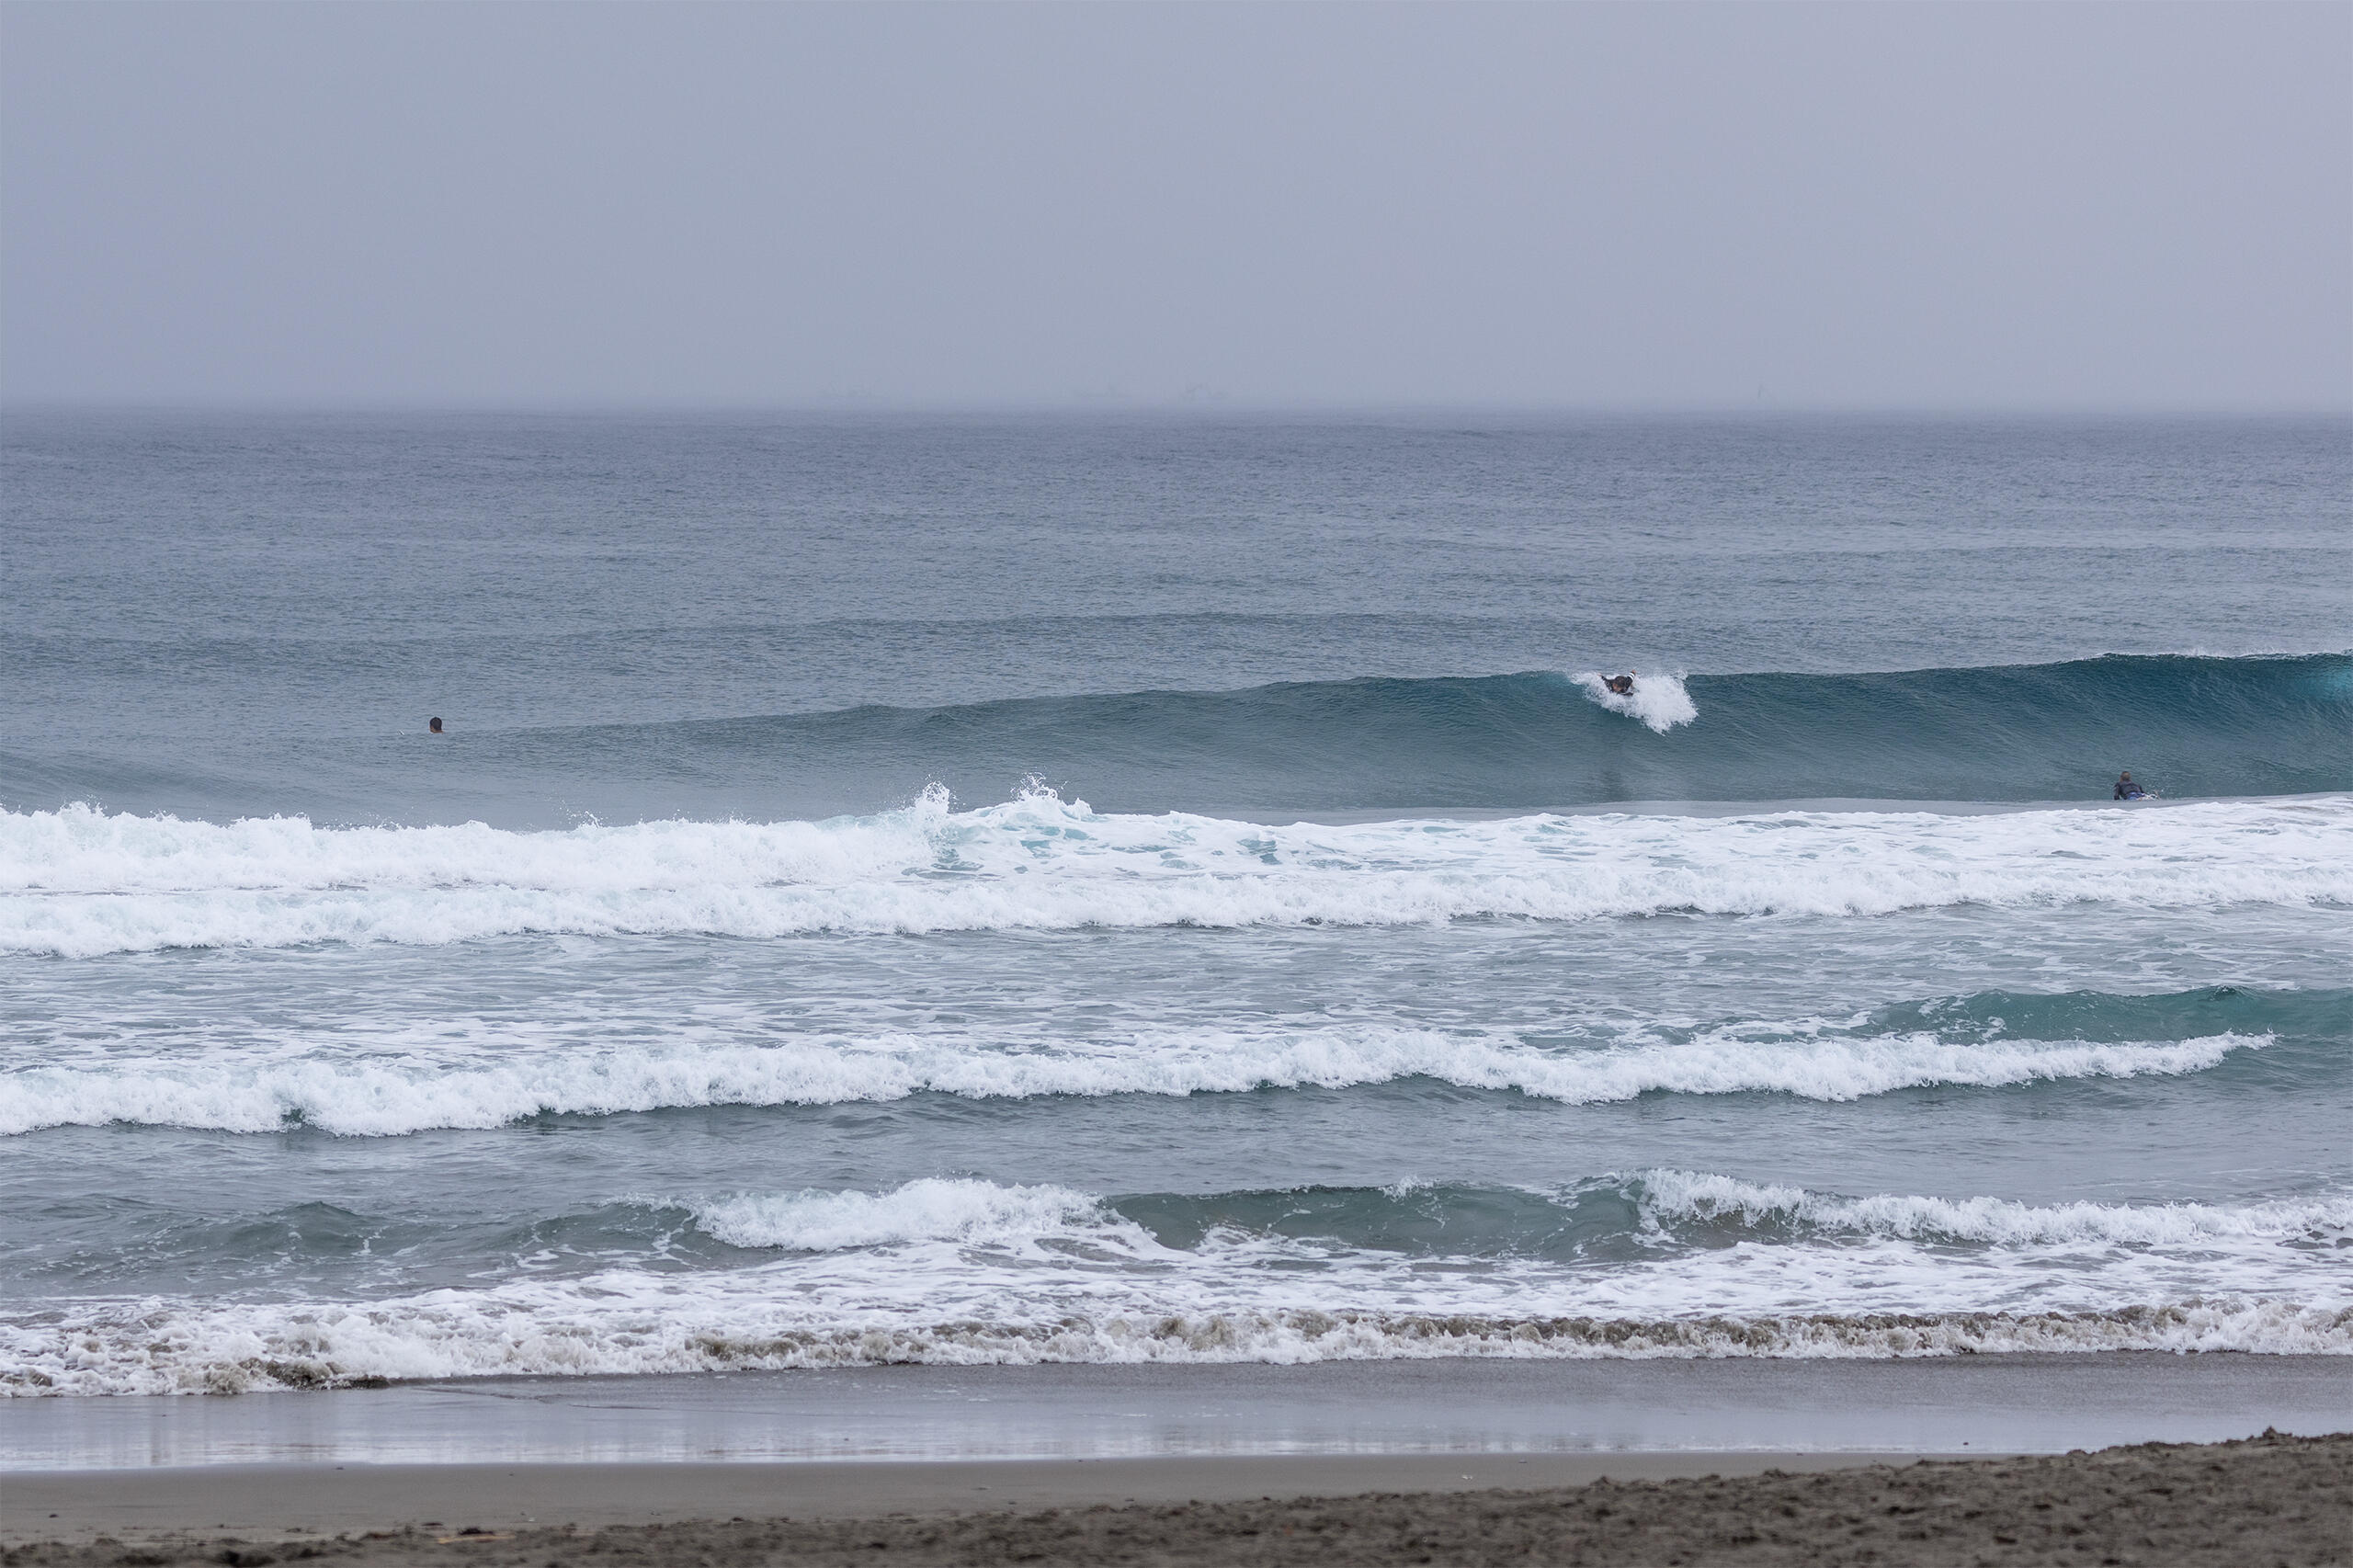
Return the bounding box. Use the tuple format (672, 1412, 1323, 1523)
(8, 1357, 2351, 1471)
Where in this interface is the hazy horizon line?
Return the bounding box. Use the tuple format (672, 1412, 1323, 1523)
(6, 398, 2349, 421)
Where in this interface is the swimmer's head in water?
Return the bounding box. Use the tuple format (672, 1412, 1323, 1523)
(429, 717, 443, 734)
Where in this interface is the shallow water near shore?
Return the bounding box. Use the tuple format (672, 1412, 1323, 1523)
(4, 412, 2349, 1409)
(8, 1356, 2351, 1471)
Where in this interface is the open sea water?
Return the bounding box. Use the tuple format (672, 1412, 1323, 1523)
(2, 411, 2348, 1397)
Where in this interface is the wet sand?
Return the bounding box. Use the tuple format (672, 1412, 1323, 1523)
(6, 1432, 2348, 1566)
(3, 1451, 1902, 1540)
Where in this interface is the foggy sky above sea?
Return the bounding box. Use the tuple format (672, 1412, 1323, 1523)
(2, 2, 2347, 411)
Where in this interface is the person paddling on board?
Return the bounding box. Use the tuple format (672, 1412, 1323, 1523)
(2113, 771, 2149, 801)
(1605, 673, 1636, 697)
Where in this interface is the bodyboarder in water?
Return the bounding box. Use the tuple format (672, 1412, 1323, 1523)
(1605, 673, 1636, 697)
(2113, 771, 2153, 801)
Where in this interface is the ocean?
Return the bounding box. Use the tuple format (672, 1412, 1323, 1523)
(3, 410, 2348, 1400)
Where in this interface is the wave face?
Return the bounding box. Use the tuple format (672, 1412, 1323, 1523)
(5, 791, 2347, 960)
(16, 654, 2337, 826)
(7, 1171, 2349, 1395)
(429, 653, 2353, 816)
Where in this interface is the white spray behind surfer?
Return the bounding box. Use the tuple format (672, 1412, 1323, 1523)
(1574, 668, 1699, 733)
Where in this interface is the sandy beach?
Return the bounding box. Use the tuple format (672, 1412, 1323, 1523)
(6, 1431, 2347, 1566)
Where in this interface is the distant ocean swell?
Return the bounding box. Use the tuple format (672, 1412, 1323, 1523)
(367, 652, 2353, 809)
(8, 1173, 2347, 1396)
(1, 985, 2329, 1137)
(516, 650, 2353, 806)
(8, 653, 2343, 820)
(4, 792, 2347, 958)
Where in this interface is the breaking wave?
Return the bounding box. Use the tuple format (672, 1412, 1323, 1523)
(7, 1172, 2347, 1395)
(4, 791, 2347, 959)
(1573, 670, 1699, 733)
(0, 987, 2310, 1136)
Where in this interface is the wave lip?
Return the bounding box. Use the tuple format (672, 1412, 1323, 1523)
(692, 1179, 1104, 1254)
(1628, 1169, 2353, 1250)
(4, 791, 2348, 958)
(7, 1172, 2348, 1396)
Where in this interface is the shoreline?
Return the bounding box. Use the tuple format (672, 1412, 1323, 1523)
(9, 1353, 2350, 1472)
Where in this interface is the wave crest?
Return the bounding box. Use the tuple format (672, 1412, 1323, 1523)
(0, 1011, 2289, 1137)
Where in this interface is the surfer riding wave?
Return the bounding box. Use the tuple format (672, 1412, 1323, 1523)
(1574, 667, 1699, 733)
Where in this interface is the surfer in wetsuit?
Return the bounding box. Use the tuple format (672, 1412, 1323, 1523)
(2113, 771, 2144, 801)
(1605, 673, 1636, 697)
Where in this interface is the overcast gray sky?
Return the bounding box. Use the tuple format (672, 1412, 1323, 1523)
(4, 1, 2347, 409)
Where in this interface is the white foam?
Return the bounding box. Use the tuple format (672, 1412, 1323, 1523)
(3, 792, 2346, 959)
(0, 1017, 2269, 1137)
(1574, 670, 1699, 732)
(6, 1173, 2347, 1395)
(1633, 1168, 2353, 1249)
